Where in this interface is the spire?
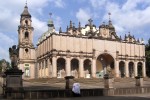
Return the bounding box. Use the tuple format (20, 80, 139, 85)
(108, 12, 111, 25)
(108, 12, 115, 30)
(78, 22, 81, 32)
(21, 1, 31, 17)
(88, 18, 93, 32)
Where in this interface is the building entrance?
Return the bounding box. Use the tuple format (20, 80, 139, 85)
(96, 53, 114, 78)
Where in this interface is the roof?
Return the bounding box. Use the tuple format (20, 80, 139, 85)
(21, 5, 31, 17)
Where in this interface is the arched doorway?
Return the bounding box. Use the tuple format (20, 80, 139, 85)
(137, 62, 143, 76)
(129, 62, 134, 78)
(119, 61, 125, 78)
(84, 59, 92, 78)
(57, 58, 66, 78)
(96, 53, 114, 78)
(71, 58, 79, 78)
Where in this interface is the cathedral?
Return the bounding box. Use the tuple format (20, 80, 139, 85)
(18, 5, 146, 79)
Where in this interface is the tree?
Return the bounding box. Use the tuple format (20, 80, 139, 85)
(145, 39, 150, 77)
(0, 59, 11, 72)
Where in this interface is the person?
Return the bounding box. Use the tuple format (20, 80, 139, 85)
(72, 83, 81, 97)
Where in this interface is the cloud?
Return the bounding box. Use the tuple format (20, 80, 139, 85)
(99, 0, 150, 38)
(49, 0, 65, 8)
(76, 8, 91, 26)
(89, 0, 107, 9)
(0, 32, 16, 61)
(53, 16, 63, 30)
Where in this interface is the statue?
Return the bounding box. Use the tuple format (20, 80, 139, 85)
(9, 45, 19, 69)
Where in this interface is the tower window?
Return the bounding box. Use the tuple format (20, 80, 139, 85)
(25, 31, 29, 38)
(25, 48, 28, 53)
(25, 20, 28, 25)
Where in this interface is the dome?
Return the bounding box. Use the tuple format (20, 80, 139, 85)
(108, 20, 115, 30)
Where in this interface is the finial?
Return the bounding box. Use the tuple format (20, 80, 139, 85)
(88, 18, 93, 25)
(120, 35, 122, 40)
(70, 20, 72, 28)
(66, 26, 69, 31)
(88, 18, 93, 31)
(59, 27, 62, 33)
(108, 12, 111, 20)
(108, 12, 112, 24)
(78, 22, 81, 32)
(25, 0, 27, 6)
(49, 13, 52, 19)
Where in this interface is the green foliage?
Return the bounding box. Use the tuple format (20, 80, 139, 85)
(0, 59, 11, 72)
(146, 38, 150, 77)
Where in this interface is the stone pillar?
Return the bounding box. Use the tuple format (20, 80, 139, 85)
(52, 56, 57, 77)
(134, 61, 138, 77)
(104, 75, 114, 88)
(47, 58, 50, 77)
(115, 60, 119, 77)
(92, 58, 96, 78)
(43, 60, 46, 78)
(125, 60, 129, 77)
(135, 76, 143, 87)
(66, 57, 71, 76)
(41, 62, 43, 78)
(64, 76, 74, 89)
(37, 63, 40, 78)
(142, 61, 146, 77)
(79, 58, 84, 78)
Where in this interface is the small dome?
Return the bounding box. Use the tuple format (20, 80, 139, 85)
(48, 20, 54, 27)
(99, 23, 105, 28)
(108, 21, 115, 30)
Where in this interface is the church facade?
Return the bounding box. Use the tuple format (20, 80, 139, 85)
(18, 5, 146, 79)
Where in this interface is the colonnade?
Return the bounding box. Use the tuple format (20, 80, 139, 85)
(37, 56, 146, 78)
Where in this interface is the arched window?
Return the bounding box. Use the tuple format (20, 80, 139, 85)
(25, 31, 29, 38)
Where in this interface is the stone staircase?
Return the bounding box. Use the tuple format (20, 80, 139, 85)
(114, 78, 135, 83)
(26, 77, 138, 84)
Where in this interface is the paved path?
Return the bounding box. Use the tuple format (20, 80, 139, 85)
(35, 93, 150, 100)
(0, 94, 150, 100)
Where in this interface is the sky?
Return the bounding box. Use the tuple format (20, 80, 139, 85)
(0, 0, 150, 61)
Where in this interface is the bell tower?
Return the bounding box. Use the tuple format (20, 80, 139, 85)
(18, 3, 35, 79)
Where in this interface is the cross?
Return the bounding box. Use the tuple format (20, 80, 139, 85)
(49, 13, 52, 18)
(108, 12, 111, 20)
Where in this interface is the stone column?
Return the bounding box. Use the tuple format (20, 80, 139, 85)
(37, 63, 40, 78)
(142, 61, 146, 77)
(115, 60, 119, 77)
(43, 60, 46, 78)
(79, 58, 84, 78)
(41, 62, 43, 78)
(52, 56, 57, 77)
(125, 60, 129, 77)
(92, 58, 96, 78)
(134, 61, 138, 77)
(47, 58, 50, 77)
(66, 57, 71, 76)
